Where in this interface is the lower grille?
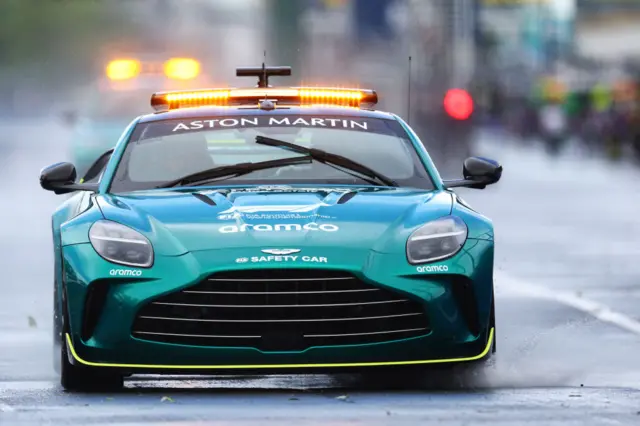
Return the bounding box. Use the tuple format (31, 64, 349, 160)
(449, 276, 480, 336)
(132, 269, 429, 351)
(82, 281, 111, 341)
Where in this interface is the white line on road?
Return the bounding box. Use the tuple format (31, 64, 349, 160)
(496, 271, 640, 336)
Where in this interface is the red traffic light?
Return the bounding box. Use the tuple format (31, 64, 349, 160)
(443, 89, 474, 120)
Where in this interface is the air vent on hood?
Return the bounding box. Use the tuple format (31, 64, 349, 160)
(337, 191, 357, 204)
(191, 192, 216, 206)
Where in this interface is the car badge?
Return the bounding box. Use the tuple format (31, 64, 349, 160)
(261, 248, 301, 255)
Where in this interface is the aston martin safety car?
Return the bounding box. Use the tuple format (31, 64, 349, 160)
(41, 65, 502, 391)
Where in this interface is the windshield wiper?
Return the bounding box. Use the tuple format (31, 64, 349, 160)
(156, 155, 312, 188)
(255, 136, 398, 187)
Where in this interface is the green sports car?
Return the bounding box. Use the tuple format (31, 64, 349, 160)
(41, 66, 502, 391)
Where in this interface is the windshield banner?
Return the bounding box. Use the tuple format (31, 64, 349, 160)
(133, 115, 406, 141)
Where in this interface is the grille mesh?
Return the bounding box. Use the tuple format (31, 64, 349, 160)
(132, 269, 429, 351)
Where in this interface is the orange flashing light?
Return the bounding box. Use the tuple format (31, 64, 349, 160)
(156, 90, 231, 109)
(165, 91, 230, 103)
(106, 59, 141, 81)
(151, 87, 377, 111)
(164, 58, 201, 80)
(299, 89, 363, 106)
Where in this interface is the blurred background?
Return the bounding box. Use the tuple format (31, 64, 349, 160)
(3, 0, 640, 174)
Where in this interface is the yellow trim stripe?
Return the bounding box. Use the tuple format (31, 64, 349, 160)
(65, 328, 493, 369)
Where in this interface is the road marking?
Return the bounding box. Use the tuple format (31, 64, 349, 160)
(496, 271, 640, 335)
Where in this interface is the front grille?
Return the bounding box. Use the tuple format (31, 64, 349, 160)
(132, 269, 429, 351)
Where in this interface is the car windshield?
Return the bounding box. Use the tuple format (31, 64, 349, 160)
(109, 114, 434, 192)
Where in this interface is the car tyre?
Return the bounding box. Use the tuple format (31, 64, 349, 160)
(490, 291, 497, 354)
(59, 287, 123, 392)
(60, 338, 124, 392)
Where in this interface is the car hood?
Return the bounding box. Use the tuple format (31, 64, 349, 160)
(96, 186, 453, 256)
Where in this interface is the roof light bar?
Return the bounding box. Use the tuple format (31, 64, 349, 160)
(151, 87, 378, 111)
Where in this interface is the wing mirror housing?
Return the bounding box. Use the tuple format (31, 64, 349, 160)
(443, 156, 502, 189)
(40, 162, 98, 194)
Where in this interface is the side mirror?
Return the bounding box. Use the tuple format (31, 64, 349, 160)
(40, 162, 97, 194)
(443, 156, 502, 189)
(463, 157, 502, 185)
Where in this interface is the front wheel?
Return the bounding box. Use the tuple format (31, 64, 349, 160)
(58, 286, 123, 392)
(60, 336, 123, 392)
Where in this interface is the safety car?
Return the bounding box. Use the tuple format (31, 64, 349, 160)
(41, 65, 502, 391)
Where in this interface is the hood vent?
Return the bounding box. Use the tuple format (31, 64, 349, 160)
(337, 191, 357, 204)
(191, 192, 216, 206)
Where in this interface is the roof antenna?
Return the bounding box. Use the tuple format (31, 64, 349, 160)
(260, 50, 268, 88)
(407, 56, 412, 125)
(262, 50, 269, 104)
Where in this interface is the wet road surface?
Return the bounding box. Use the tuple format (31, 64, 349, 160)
(1, 121, 640, 425)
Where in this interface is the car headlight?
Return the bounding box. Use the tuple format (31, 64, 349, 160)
(406, 216, 467, 264)
(89, 220, 154, 268)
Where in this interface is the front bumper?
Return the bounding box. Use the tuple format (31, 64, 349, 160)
(61, 240, 494, 371)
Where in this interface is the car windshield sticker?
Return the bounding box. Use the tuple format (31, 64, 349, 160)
(170, 117, 368, 132)
(132, 115, 407, 141)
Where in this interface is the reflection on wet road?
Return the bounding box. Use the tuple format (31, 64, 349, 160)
(1, 121, 639, 425)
